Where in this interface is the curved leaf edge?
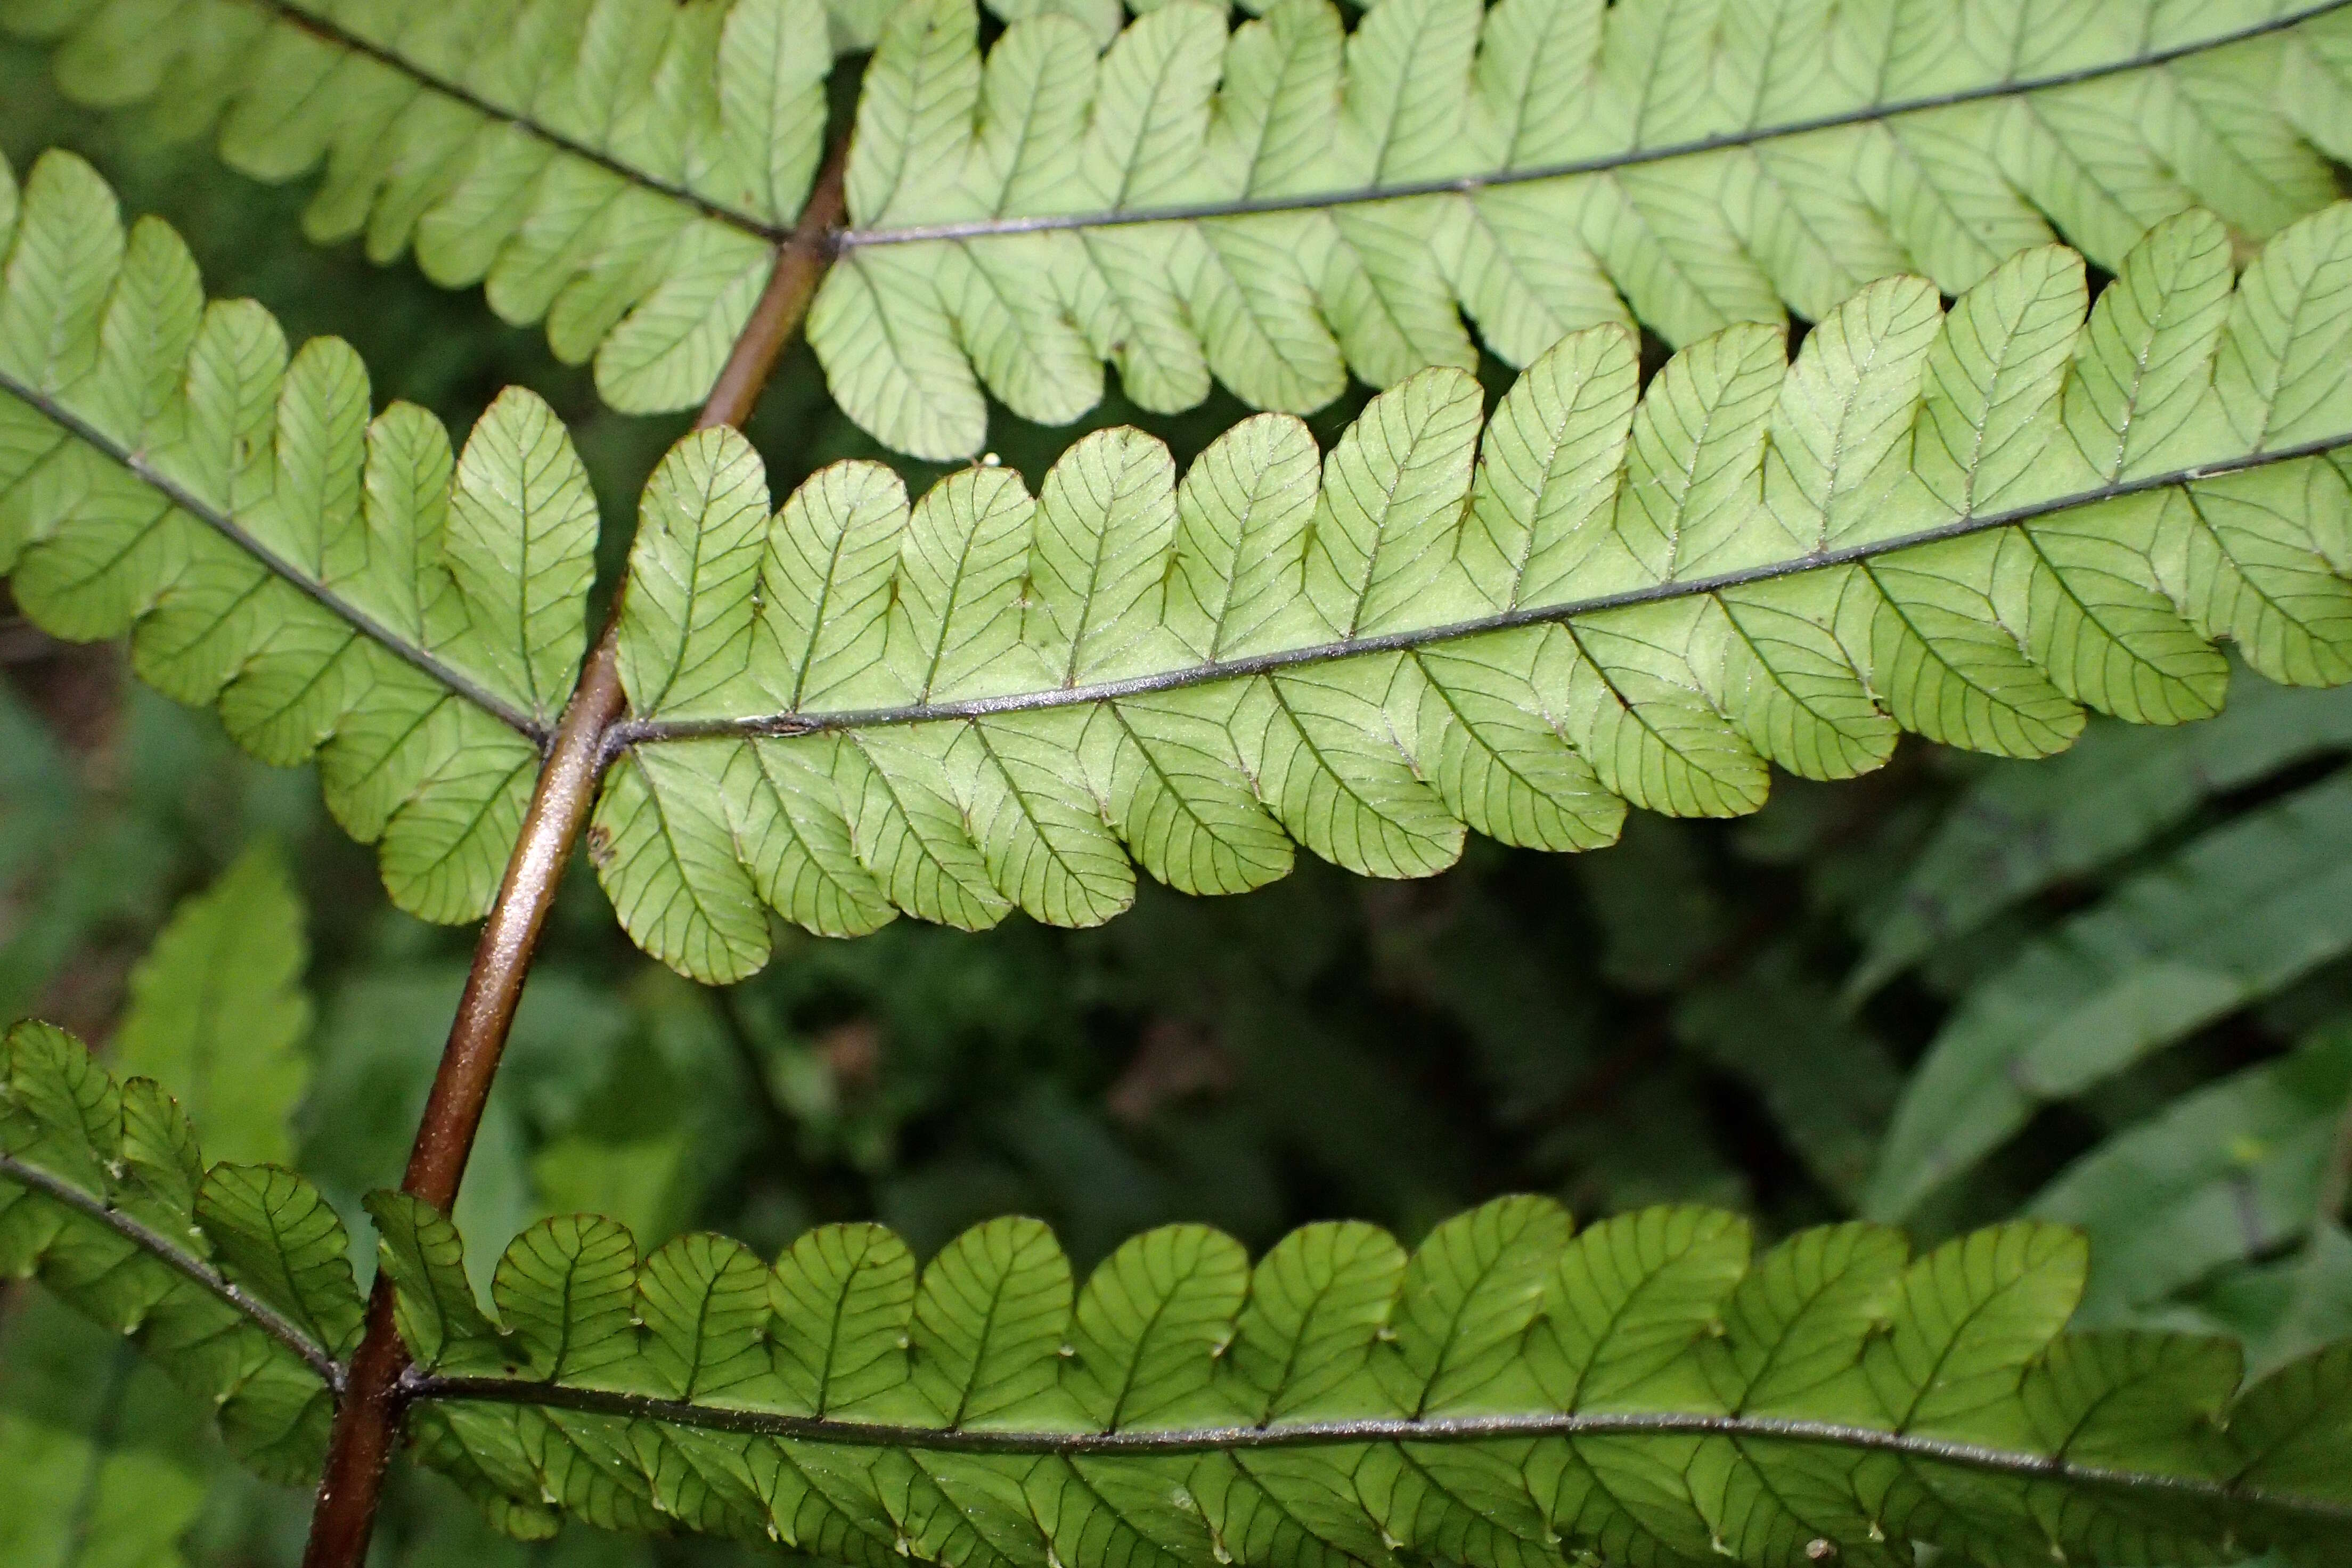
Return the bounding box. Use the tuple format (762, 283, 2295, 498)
(0, 1020, 353, 1484)
(0, 145, 605, 928)
(590, 199, 2352, 981)
(834, 0, 2352, 248)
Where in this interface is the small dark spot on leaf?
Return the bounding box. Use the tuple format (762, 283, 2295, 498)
(585, 823, 614, 868)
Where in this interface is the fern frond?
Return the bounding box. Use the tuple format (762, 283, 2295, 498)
(1847, 676, 2352, 1001)
(0, 1020, 351, 1484)
(593, 202, 2352, 983)
(109, 845, 311, 1168)
(0, 1300, 213, 1568)
(812, 0, 2352, 458)
(3, 0, 838, 413)
(0, 149, 602, 925)
(2031, 1022, 2352, 1327)
(13, 1012, 2352, 1564)
(1868, 766, 2352, 1221)
(363, 1191, 2352, 1565)
(24, 1, 2352, 453)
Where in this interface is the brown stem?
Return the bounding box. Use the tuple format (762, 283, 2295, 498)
(696, 151, 846, 434)
(296, 142, 849, 1568)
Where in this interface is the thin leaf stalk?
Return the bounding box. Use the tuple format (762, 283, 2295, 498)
(0, 1151, 340, 1384)
(828, 0, 2352, 249)
(223, 0, 2352, 251)
(295, 144, 850, 1568)
(374, 1374, 2352, 1526)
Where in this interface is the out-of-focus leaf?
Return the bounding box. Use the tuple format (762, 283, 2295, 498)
(110, 844, 309, 1166)
(1852, 679, 2352, 999)
(0, 1296, 207, 1568)
(1872, 770, 2352, 1220)
(2031, 1024, 2352, 1322)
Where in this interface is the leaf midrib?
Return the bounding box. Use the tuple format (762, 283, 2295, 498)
(612, 428, 2352, 751)
(834, 0, 2351, 250)
(0, 1151, 340, 1385)
(236, 0, 2352, 251)
(400, 1370, 2352, 1528)
(239, 0, 790, 240)
(0, 364, 548, 744)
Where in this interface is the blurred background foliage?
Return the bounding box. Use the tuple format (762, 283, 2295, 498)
(3, 33, 2350, 1568)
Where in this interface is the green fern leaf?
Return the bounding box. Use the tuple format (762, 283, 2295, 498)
(108, 844, 310, 1167)
(0, 1300, 211, 1568)
(808, 0, 2352, 458)
(595, 203, 2352, 982)
(2030, 1023, 2352, 1325)
(15, 1031, 2352, 1563)
(1066, 1222, 1250, 1428)
(1847, 675, 2352, 1000)
(0, 148, 600, 926)
(1868, 765, 2352, 1221)
(913, 1215, 1077, 1427)
(494, 1211, 642, 1385)
(21, 2, 2352, 451)
(4, 0, 839, 413)
(0, 1022, 346, 1484)
(381, 1194, 2352, 1565)
(27, 146, 2352, 1023)
(365, 1189, 508, 1376)
(193, 1163, 365, 1366)
(771, 1221, 921, 1414)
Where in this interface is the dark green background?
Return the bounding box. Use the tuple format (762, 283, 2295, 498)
(3, 35, 2346, 1567)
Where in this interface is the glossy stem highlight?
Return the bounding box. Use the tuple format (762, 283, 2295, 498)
(296, 141, 848, 1568)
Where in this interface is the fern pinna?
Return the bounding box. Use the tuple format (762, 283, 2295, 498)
(12, 146, 2352, 978)
(6, 1022, 2352, 1565)
(8, 1, 2352, 1564)
(17, 0, 2352, 454)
